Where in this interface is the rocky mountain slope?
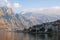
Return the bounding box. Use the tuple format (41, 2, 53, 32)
(0, 7, 24, 30)
(0, 7, 60, 31)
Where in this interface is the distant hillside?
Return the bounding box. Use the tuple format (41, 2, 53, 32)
(26, 20, 60, 33)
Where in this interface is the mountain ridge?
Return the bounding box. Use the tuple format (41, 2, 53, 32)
(0, 7, 60, 31)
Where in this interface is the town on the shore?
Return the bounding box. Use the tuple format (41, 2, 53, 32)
(23, 20, 60, 33)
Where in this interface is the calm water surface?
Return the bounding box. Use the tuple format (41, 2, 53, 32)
(0, 32, 60, 40)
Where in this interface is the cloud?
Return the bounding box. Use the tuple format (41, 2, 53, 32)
(0, 0, 21, 8)
(22, 6, 60, 15)
(6, 3, 21, 8)
(13, 3, 21, 8)
(6, 3, 12, 8)
(3, 0, 8, 3)
(0, 0, 8, 6)
(1, 0, 8, 3)
(0, 0, 21, 13)
(51, 6, 60, 9)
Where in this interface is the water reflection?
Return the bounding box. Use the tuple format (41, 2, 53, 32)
(0, 32, 14, 40)
(0, 32, 60, 40)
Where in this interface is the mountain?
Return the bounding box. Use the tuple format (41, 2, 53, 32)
(20, 11, 60, 26)
(0, 7, 33, 30)
(0, 7, 24, 31)
(25, 20, 60, 33)
(0, 7, 60, 31)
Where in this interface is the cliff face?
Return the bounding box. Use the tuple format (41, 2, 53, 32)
(0, 7, 23, 30)
(0, 7, 33, 30)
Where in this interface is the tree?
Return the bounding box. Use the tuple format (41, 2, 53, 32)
(31, 29, 36, 32)
(23, 28, 28, 32)
(47, 28, 53, 32)
(40, 27, 45, 32)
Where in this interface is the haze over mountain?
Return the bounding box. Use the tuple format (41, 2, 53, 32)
(21, 7, 60, 23)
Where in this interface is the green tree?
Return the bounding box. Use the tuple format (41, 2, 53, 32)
(47, 28, 53, 32)
(31, 29, 36, 32)
(40, 27, 45, 32)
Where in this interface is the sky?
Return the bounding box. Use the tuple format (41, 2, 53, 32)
(0, 0, 60, 14)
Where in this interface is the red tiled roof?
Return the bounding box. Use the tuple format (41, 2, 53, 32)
(52, 23, 60, 26)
